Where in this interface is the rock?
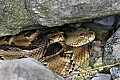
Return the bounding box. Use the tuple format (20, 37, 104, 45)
(110, 66, 120, 80)
(25, 0, 120, 27)
(0, 0, 120, 36)
(114, 78, 120, 80)
(93, 57, 103, 68)
(91, 73, 111, 80)
(103, 27, 120, 66)
(0, 58, 64, 80)
(94, 16, 115, 26)
(89, 40, 104, 68)
(0, 0, 38, 36)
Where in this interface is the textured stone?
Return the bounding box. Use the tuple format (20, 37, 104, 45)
(103, 27, 120, 65)
(0, 58, 64, 80)
(0, 0, 120, 36)
(89, 41, 103, 68)
(110, 66, 120, 79)
(91, 74, 111, 80)
(25, 0, 120, 27)
(0, 0, 38, 36)
(94, 15, 115, 26)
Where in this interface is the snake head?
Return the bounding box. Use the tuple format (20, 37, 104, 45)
(48, 32, 65, 44)
(65, 28, 95, 47)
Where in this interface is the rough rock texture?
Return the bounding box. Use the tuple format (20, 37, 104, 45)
(103, 27, 120, 65)
(91, 74, 111, 80)
(110, 67, 120, 80)
(0, 0, 120, 36)
(0, 0, 38, 36)
(25, 0, 120, 27)
(0, 58, 64, 80)
(94, 15, 115, 26)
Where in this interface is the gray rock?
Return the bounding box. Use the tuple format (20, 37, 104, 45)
(103, 27, 120, 65)
(91, 74, 111, 80)
(0, 58, 64, 80)
(89, 41, 104, 68)
(94, 16, 115, 26)
(0, 0, 38, 36)
(25, 0, 120, 27)
(114, 78, 120, 80)
(0, 0, 120, 36)
(110, 67, 120, 79)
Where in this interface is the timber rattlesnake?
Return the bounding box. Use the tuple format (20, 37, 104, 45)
(0, 26, 96, 79)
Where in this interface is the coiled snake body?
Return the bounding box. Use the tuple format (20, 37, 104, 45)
(0, 26, 95, 79)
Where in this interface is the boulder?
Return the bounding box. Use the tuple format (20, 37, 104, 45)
(0, 0, 120, 36)
(0, 58, 64, 80)
(103, 27, 120, 65)
(0, 0, 38, 36)
(25, 0, 120, 27)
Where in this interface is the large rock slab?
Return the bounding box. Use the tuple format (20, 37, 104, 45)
(0, 58, 64, 80)
(0, 0, 120, 36)
(0, 0, 38, 36)
(25, 0, 120, 27)
(103, 27, 120, 65)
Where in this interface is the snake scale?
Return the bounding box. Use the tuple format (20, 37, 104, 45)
(0, 26, 96, 79)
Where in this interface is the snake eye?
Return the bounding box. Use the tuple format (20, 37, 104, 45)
(80, 36, 84, 39)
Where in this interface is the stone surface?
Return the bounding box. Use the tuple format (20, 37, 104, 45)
(89, 40, 104, 68)
(91, 74, 111, 80)
(0, 0, 38, 36)
(103, 27, 120, 66)
(0, 58, 64, 80)
(0, 0, 120, 36)
(25, 0, 120, 27)
(94, 15, 115, 26)
(110, 66, 120, 79)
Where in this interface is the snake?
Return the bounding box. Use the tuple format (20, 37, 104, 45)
(42, 27, 96, 78)
(0, 26, 96, 79)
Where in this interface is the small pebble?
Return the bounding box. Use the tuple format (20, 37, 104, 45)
(91, 73, 112, 80)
